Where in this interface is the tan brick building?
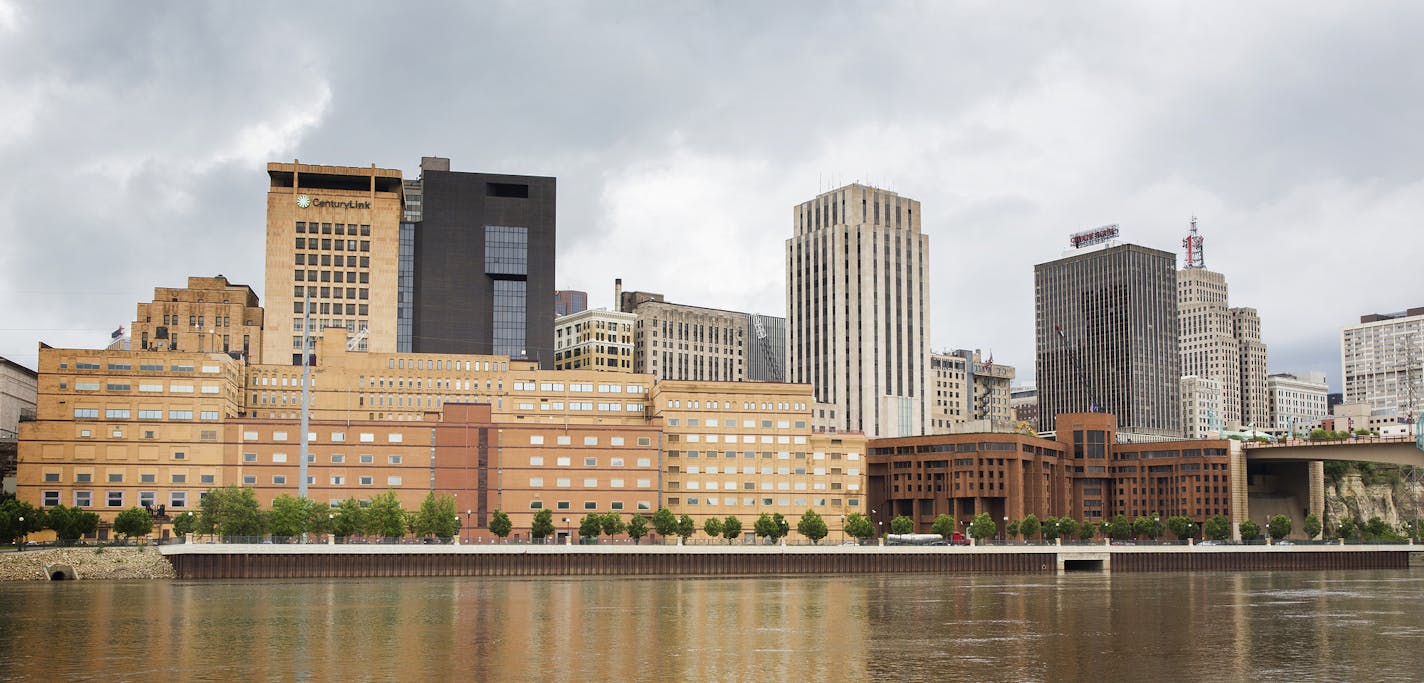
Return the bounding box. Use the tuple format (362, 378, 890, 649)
(132, 275, 265, 362)
(652, 379, 866, 537)
(553, 307, 636, 372)
(262, 161, 404, 364)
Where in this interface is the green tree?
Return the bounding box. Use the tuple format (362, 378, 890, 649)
(1019, 514, 1041, 541)
(772, 513, 790, 540)
(170, 511, 197, 536)
(626, 515, 649, 544)
(1132, 516, 1156, 540)
(414, 492, 459, 539)
(1334, 516, 1358, 540)
(1, 498, 46, 544)
(1365, 516, 1395, 539)
(488, 510, 513, 539)
(797, 509, 829, 544)
(600, 512, 626, 539)
(968, 513, 996, 542)
(1166, 516, 1195, 541)
(1108, 514, 1133, 540)
(579, 513, 603, 540)
(1041, 517, 1066, 542)
(754, 512, 778, 541)
(1267, 514, 1292, 540)
(332, 498, 367, 539)
(1203, 514, 1231, 541)
(268, 495, 322, 538)
(44, 504, 97, 542)
(1238, 520, 1261, 541)
(844, 512, 875, 541)
(200, 486, 263, 537)
(675, 514, 696, 542)
(722, 516, 742, 543)
(112, 507, 154, 541)
(890, 515, 913, 535)
(1006, 519, 1021, 540)
(1078, 520, 1098, 541)
(651, 507, 677, 539)
(365, 491, 408, 538)
(932, 513, 956, 540)
(702, 516, 724, 540)
(531, 509, 555, 541)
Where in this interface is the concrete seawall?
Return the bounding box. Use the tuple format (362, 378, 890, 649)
(159, 544, 1418, 580)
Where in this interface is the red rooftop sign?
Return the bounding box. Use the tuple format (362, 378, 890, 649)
(1069, 224, 1120, 248)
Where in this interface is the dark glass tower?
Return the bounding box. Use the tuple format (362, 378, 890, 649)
(1034, 243, 1181, 437)
(405, 158, 555, 366)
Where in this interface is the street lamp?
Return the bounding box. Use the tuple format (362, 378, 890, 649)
(563, 517, 570, 543)
(466, 509, 473, 543)
(1002, 516, 1008, 543)
(328, 513, 334, 543)
(1153, 516, 1161, 543)
(16, 516, 23, 551)
(840, 515, 845, 543)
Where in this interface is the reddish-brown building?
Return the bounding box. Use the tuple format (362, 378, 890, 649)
(868, 413, 1235, 534)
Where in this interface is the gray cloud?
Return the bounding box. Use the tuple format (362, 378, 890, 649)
(3, 1, 1421, 392)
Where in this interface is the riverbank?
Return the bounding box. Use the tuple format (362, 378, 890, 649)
(0, 547, 177, 581)
(160, 543, 1422, 579)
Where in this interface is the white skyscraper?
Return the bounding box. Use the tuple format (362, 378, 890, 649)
(786, 184, 930, 437)
(1342, 306, 1424, 419)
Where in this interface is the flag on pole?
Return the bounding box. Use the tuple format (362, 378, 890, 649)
(111, 325, 124, 339)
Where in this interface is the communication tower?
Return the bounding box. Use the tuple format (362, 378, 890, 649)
(1183, 217, 1205, 269)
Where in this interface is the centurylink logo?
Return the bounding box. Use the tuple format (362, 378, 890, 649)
(296, 195, 312, 208)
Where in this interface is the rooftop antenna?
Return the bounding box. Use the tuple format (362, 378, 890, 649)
(1183, 216, 1205, 269)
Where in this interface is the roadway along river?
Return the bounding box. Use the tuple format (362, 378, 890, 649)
(2, 570, 1422, 681)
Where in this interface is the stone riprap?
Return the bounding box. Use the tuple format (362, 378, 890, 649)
(0, 547, 175, 581)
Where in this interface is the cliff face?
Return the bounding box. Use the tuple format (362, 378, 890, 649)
(1324, 474, 1424, 530)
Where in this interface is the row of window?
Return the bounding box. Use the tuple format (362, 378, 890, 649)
(44, 472, 214, 485)
(241, 430, 404, 444)
(63, 362, 214, 373)
(70, 383, 223, 394)
(663, 400, 808, 411)
(295, 221, 370, 236)
(528, 500, 652, 511)
(676, 466, 857, 477)
(73, 408, 221, 421)
(510, 382, 646, 394)
(242, 452, 405, 465)
(675, 480, 852, 491)
(528, 478, 654, 488)
(666, 418, 808, 429)
(42, 490, 189, 509)
(665, 496, 860, 508)
(526, 456, 655, 467)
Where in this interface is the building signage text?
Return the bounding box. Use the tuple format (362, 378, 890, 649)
(1069, 224, 1120, 248)
(296, 194, 371, 210)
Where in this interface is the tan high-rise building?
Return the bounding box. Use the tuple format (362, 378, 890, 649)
(1177, 221, 1268, 432)
(787, 184, 931, 438)
(652, 380, 866, 536)
(263, 161, 404, 365)
(1341, 306, 1424, 418)
(1233, 307, 1270, 429)
(132, 276, 264, 362)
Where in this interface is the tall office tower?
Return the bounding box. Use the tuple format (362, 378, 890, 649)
(1034, 239, 1181, 438)
(554, 290, 588, 317)
(263, 162, 404, 365)
(1177, 220, 1268, 430)
(787, 184, 930, 438)
(407, 157, 556, 366)
(1341, 306, 1424, 419)
(1232, 307, 1270, 428)
(132, 276, 265, 362)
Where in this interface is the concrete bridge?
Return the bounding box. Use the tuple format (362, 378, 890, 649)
(1243, 435, 1424, 467)
(1239, 436, 1421, 540)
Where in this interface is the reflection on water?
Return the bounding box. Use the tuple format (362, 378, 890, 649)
(2, 571, 1423, 681)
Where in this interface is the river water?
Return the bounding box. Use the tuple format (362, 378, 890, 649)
(2, 570, 1422, 681)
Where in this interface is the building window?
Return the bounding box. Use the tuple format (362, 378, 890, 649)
(42, 491, 60, 506)
(170, 491, 187, 508)
(107, 491, 124, 507)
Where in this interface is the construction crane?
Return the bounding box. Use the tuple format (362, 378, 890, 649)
(346, 326, 368, 351)
(751, 314, 782, 381)
(1055, 323, 1101, 415)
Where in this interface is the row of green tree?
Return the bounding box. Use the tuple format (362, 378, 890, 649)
(1, 496, 104, 543)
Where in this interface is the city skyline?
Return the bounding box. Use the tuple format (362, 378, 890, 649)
(4, 3, 1424, 391)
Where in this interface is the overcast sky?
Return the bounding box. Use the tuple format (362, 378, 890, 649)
(2, 2, 1422, 391)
